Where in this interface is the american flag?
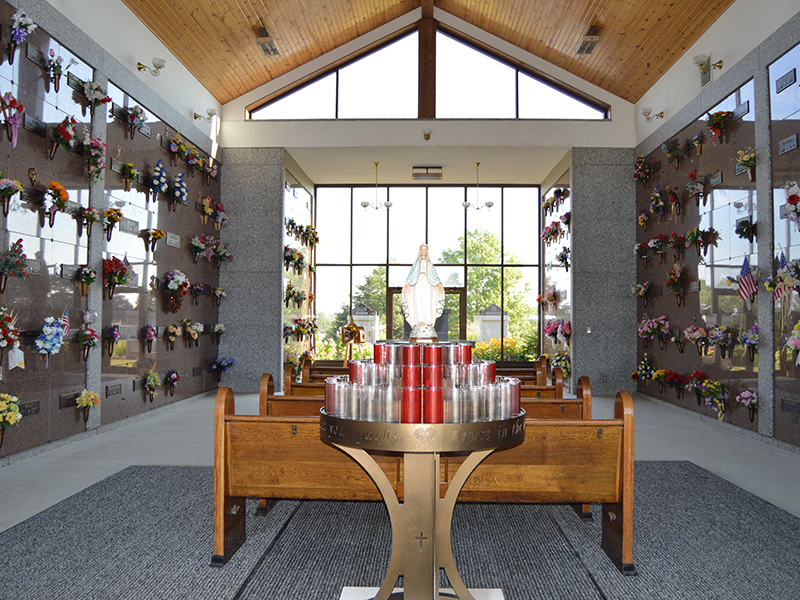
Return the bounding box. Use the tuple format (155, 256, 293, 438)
(60, 306, 69, 338)
(775, 251, 789, 301)
(738, 256, 757, 305)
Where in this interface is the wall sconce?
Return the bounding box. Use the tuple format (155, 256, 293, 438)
(641, 107, 664, 123)
(693, 54, 723, 74)
(193, 108, 218, 123)
(422, 128, 432, 141)
(137, 57, 166, 77)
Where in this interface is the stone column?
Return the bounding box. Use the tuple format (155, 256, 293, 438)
(218, 148, 285, 392)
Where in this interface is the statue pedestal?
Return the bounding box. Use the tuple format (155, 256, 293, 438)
(409, 323, 438, 342)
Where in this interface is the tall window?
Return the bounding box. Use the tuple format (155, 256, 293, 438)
(314, 185, 540, 362)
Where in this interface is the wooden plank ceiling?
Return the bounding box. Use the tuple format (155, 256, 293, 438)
(122, 0, 736, 106)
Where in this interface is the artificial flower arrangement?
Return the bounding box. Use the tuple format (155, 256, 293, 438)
(685, 226, 719, 257)
(785, 192, 800, 232)
(0, 176, 22, 218)
(213, 323, 225, 338)
(75, 389, 100, 422)
(185, 147, 202, 175)
(549, 350, 571, 379)
(203, 160, 218, 184)
(213, 286, 226, 306)
(190, 233, 217, 263)
(649, 183, 665, 220)
(707, 325, 734, 358)
(83, 80, 111, 116)
(213, 241, 233, 267)
(46, 50, 77, 93)
(81, 206, 101, 237)
(632, 281, 651, 305)
(190, 283, 205, 304)
(165, 369, 180, 395)
(690, 132, 704, 154)
(683, 325, 708, 355)
(171, 173, 187, 210)
(666, 265, 684, 305)
(637, 210, 649, 230)
(165, 324, 182, 350)
(8, 11, 37, 64)
(735, 218, 756, 242)
(302, 224, 320, 248)
(46, 181, 69, 227)
(648, 234, 668, 261)
(103, 208, 123, 241)
(543, 320, 560, 347)
(663, 138, 685, 167)
(557, 320, 571, 346)
(102, 256, 131, 299)
(0, 393, 22, 443)
(555, 246, 571, 272)
(168, 133, 186, 165)
(633, 156, 650, 186)
(121, 163, 138, 191)
(165, 270, 190, 313)
(706, 111, 731, 143)
(686, 170, 704, 206)
(685, 369, 707, 399)
(50, 116, 77, 159)
(213, 202, 227, 230)
(290, 317, 318, 341)
(284, 281, 306, 308)
(765, 257, 800, 299)
(182, 319, 203, 346)
(541, 220, 563, 245)
(151, 160, 169, 200)
(35, 316, 65, 366)
(666, 185, 681, 217)
(667, 232, 686, 260)
(284, 245, 306, 274)
(637, 316, 671, 348)
(700, 379, 725, 421)
(127, 105, 145, 138)
(665, 370, 686, 399)
(142, 324, 157, 353)
(543, 288, 559, 309)
(77, 265, 96, 296)
(84, 132, 107, 186)
(1, 92, 24, 147)
(211, 357, 236, 380)
(145, 370, 161, 401)
(786, 320, 800, 365)
(106, 325, 121, 357)
(734, 147, 756, 168)
(634, 243, 649, 266)
(143, 228, 165, 252)
(200, 196, 215, 224)
(0, 238, 30, 293)
(78, 328, 99, 362)
(631, 353, 654, 383)
(0, 304, 20, 353)
(736, 389, 758, 422)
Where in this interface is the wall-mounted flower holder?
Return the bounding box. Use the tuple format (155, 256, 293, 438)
(105, 283, 116, 300)
(107, 340, 115, 357)
(83, 406, 90, 423)
(747, 346, 756, 362)
(748, 405, 757, 422)
(168, 383, 175, 397)
(82, 345, 90, 361)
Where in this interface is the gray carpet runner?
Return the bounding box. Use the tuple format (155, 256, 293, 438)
(0, 462, 797, 599)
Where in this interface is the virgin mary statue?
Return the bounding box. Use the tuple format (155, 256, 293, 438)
(402, 244, 445, 341)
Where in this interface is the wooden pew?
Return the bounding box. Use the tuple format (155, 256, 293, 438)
(448, 390, 635, 575)
(283, 365, 326, 396)
(213, 378, 634, 573)
(519, 366, 563, 398)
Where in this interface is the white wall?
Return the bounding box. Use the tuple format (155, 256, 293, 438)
(44, 0, 221, 139)
(636, 0, 800, 144)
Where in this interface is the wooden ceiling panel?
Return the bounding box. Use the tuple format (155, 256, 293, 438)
(121, 0, 736, 106)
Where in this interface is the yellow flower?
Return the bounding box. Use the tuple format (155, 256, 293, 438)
(0, 400, 7, 412)
(76, 389, 100, 408)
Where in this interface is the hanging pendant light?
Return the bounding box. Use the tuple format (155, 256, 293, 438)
(361, 162, 391, 210)
(463, 162, 493, 211)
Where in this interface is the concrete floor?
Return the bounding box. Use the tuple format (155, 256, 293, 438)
(1, 390, 800, 533)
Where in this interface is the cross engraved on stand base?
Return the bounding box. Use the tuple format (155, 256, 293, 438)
(416, 532, 428, 552)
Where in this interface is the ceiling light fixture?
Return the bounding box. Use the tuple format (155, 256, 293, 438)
(193, 108, 218, 122)
(257, 20, 280, 56)
(422, 128, 432, 141)
(641, 107, 664, 123)
(576, 25, 600, 55)
(137, 57, 166, 77)
(463, 162, 493, 211)
(693, 54, 723, 74)
(361, 162, 391, 211)
(411, 166, 442, 181)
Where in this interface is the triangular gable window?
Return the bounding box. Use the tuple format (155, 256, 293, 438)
(250, 27, 606, 120)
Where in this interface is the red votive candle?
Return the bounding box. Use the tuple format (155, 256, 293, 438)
(349, 360, 364, 384)
(402, 344, 421, 365)
(373, 343, 389, 364)
(423, 344, 443, 366)
(401, 365, 422, 388)
(423, 364, 444, 388)
(401, 387, 422, 423)
(457, 343, 472, 364)
(489, 361, 496, 383)
(423, 387, 444, 424)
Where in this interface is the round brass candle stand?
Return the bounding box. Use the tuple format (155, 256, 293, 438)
(320, 412, 526, 600)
